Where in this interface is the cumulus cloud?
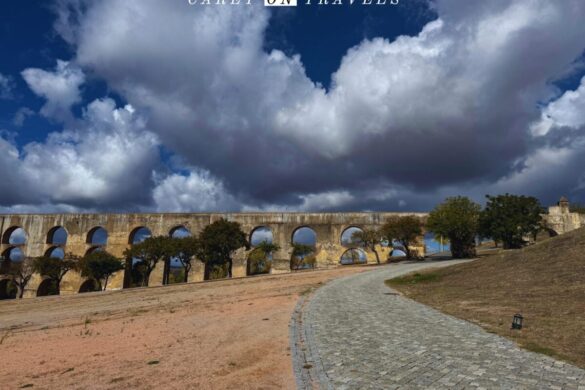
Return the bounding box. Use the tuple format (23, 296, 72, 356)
(1, 0, 583, 212)
(21, 60, 85, 121)
(0, 98, 161, 210)
(45, 0, 585, 211)
(531, 76, 585, 136)
(153, 170, 239, 212)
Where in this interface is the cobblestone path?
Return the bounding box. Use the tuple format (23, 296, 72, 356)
(296, 261, 585, 389)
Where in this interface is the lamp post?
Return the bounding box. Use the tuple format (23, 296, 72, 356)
(512, 313, 523, 330)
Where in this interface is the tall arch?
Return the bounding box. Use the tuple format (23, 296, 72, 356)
(79, 279, 100, 293)
(291, 226, 317, 270)
(36, 278, 59, 297)
(0, 279, 17, 300)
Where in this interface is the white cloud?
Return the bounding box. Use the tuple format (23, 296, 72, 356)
(21, 60, 85, 121)
(0, 98, 161, 209)
(153, 170, 239, 212)
(531, 76, 585, 136)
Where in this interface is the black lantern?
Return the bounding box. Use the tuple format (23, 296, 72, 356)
(511, 313, 523, 330)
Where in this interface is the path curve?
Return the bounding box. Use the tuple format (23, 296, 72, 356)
(293, 261, 585, 389)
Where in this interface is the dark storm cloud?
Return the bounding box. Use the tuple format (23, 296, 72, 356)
(2, 0, 585, 212)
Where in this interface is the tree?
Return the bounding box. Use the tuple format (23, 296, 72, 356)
(124, 236, 175, 286)
(427, 196, 481, 259)
(32, 254, 80, 294)
(249, 241, 280, 275)
(291, 243, 315, 270)
(351, 229, 382, 264)
(4, 256, 35, 298)
(198, 219, 249, 280)
(381, 216, 424, 259)
(171, 236, 202, 283)
(79, 251, 124, 291)
(479, 194, 544, 249)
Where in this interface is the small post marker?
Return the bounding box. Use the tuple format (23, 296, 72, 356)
(511, 313, 523, 330)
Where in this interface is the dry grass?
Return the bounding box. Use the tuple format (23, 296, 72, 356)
(387, 227, 585, 368)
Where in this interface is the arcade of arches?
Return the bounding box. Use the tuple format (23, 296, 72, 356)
(5, 210, 573, 299)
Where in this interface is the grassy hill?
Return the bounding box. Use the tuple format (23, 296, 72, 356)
(387, 227, 585, 368)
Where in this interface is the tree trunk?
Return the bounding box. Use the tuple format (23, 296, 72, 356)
(227, 259, 232, 278)
(143, 268, 151, 287)
(102, 276, 109, 291)
(184, 264, 190, 283)
(451, 239, 476, 259)
(372, 248, 380, 264)
(17, 284, 24, 299)
(204, 263, 211, 281)
(404, 246, 412, 259)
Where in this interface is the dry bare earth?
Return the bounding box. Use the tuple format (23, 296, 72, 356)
(0, 266, 368, 390)
(389, 227, 585, 368)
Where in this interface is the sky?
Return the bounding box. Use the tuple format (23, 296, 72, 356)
(0, 0, 585, 213)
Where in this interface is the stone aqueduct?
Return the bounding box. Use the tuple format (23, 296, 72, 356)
(0, 199, 582, 299)
(0, 212, 428, 298)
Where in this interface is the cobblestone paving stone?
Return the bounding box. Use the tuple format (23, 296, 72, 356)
(302, 261, 585, 389)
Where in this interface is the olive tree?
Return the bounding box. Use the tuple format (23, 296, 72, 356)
(171, 236, 202, 283)
(79, 251, 124, 291)
(351, 229, 382, 264)
(32, 253, 80, 294)
(427, 196, 481, 259)
(198, 219, 249, 280)
(4, 256, 35, 298)
(124, 236, 175, 286)
(381, 216, 424, 259)
(479, 194, 544, 249)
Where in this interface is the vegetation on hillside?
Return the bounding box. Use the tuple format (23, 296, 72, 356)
(479, 194, 544, 249)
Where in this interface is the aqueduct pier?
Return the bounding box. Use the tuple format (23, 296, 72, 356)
(0, 200, 582, 299)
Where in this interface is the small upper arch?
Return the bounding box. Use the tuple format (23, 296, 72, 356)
(2, 226, 27, 245)
(129, 227, 152, 244)
(170, 225, 191, 238)
(87, 227, 108, 245)
(340, 226, 364, 247)
(250, 226, 273, 246)
(291, 226, 317, 246)
(47, 226, 68, 245)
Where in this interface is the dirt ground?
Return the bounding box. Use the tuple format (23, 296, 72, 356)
(0, 266, 368, 390)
